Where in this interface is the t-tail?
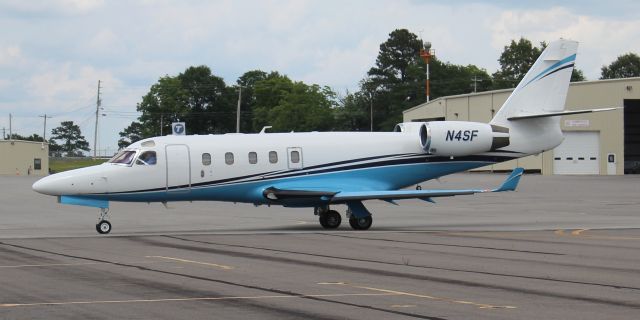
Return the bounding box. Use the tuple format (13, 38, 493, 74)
(489, 39, 578, 155)
(397, 39, 617, 160)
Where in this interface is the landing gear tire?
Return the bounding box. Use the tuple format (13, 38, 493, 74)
(96, 220, 112, 234)
(349, 216, 372, 230)
(319, 210, 341, 229)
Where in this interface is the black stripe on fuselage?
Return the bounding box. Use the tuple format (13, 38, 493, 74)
(100, 153, 517, 195)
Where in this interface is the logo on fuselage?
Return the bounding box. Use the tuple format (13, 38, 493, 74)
(446, 130, 478, 141)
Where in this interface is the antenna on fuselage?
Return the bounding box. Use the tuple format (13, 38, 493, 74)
(259, 126, 272, 134)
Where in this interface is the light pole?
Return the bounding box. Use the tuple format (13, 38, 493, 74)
(420, 41, 435, 102)
(369, 91, 373, 132)
(236, 86, 243, 133)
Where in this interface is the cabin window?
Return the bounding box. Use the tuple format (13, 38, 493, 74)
(202, 153, 211, 166)
(248, 152, 258, 164)
(290, 150, 300, 163)
(225, 152, 234, 165)
(136, 151, 157, 165)
(269, 151, 278, 164)
(109, 150, 137, 165)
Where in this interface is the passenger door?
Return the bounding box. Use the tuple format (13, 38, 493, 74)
(165, 144, 191, 192)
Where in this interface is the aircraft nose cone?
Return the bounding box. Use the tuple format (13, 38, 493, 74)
(32, 176, 60, 196)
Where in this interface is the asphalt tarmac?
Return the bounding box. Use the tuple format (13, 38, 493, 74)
(1, 173, 639, 319)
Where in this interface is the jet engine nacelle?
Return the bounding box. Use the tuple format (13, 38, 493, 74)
(412, 121, 510, 156)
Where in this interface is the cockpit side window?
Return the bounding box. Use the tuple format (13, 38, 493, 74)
(108, 150, 137, 165)
(136, 151, 157, 165)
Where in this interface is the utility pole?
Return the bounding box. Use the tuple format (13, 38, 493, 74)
(160, 114, 164, 136)
(236, 86, 242, 133)
(39, 114, 53, 142)
(94, 80, 101, 158)
(9, 113, 12, 141)
(369, 92, 374, 132)
(471, 76, 483, 93)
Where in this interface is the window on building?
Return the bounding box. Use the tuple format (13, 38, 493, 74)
(290, 150, 300, 163)
(269, 151, 278, 164)
(34, 158, 41, 170)
(202, 153, 211, 166)
(225, 152, 234, 165)
(248, 152, 257, 164)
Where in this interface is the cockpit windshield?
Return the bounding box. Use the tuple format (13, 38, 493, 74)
(108, 150, 137, 165)
(136, 151, 157, 165)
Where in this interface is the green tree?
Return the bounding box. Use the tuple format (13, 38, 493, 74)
(50, 121, 90, 157)
(252, 72, 295, 131)
(133, 65, 235, 138)
(365, 29, 425, 130)
(601, 53, 640, 79)
(333, 91, 370, 131)
(178, 66, 233, 134)
(48, 139, 62, 157)
(267, 83, 336, 132)
(136, 75, 189, 137)
(363, 29, 494, 129)
(118, 121, 144, 149)
(236, 70, 268, 132)
(492, 38, 544, 89)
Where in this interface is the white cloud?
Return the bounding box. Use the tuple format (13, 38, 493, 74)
(27, 63, 121, 111)
(0, 45, 24, 65)
(491, 7, 640, 79)
(0, 0, 104, 16)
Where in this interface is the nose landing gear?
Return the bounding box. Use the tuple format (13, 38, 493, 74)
(96, 208, 112, 234)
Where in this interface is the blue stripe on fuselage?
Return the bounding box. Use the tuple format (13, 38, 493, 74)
(82, 160, 495, 204)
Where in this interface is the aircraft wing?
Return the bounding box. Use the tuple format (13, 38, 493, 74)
(263, 167, 524, 205)
(332, 167, 523, 202)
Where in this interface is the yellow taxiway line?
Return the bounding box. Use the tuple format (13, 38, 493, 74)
(555, 229, 640, 240)
(145, 256, 234, 270)
(317, 282, 516, 310)
(0, 293, 395, 308)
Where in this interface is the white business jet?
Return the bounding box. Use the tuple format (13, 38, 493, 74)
(33, 39, 613, 234)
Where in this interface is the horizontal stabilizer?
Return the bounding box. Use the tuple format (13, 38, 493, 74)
(507, 107, 618, 120)
(492, 167, 524, 192)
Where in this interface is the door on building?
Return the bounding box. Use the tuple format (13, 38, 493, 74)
(553, 131, 600, 174)
(165, 144, 191, 192)
(624, 99, 640, 174)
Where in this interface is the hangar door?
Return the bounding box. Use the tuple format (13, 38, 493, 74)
(553, 131, 600, 174)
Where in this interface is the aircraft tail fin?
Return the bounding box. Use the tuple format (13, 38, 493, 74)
(490, 39, 578, 154)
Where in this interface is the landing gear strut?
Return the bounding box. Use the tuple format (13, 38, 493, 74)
(96, 208, 112, 234)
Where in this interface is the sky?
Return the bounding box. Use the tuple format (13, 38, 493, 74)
(1, 0, 639, 155)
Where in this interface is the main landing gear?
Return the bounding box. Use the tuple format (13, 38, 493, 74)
(315, 205, 373, 230)
(96, 208, 112, 234)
